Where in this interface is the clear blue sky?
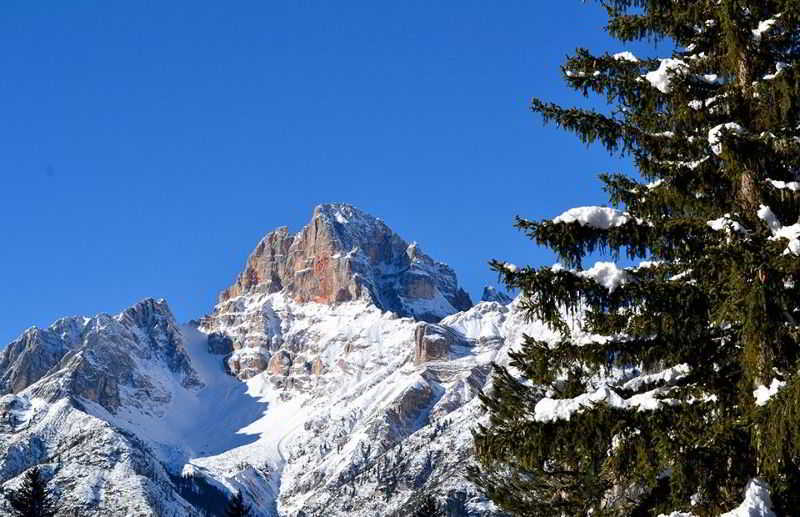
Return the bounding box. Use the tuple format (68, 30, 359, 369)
(1, 1, 663, 345)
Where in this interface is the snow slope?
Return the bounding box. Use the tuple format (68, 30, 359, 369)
(0, 292, 777, 516)
(0, 203, 775, 516)
(0, 291, 529, 516)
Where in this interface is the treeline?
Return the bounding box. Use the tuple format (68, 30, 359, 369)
(0, 465, 449, 516)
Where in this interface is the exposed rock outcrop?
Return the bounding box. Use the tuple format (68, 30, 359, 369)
(375, 376, 437, 444)
(414, 323, 467, 365)
(207, 332, 233, 355)
(206, 204, 475, 380)
(267, 350, 293, 377)
(311, 357, 324, 376)
(218, 204, 472, 322)
(230, 349, 269, 379)
(0, 298, 199, 414)
(480, 285, 512, 305)
(0, 319, 85, 395)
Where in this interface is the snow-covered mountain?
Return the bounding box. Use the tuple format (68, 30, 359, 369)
(219, 204, 471, 321)
(479, 286, 512, 305)
(209, 204, 473, 381)
(0, 203, 543, 516)
(0, 299, 203, 516)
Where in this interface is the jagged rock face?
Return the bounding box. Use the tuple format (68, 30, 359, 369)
(480, 286, 512, 305)
(220, 226, 294, 301)
(414, 323, 467, 365)
(208, 204, 474, 380)
(267, 350, 293, 376)
(0, 299, 211, 516)
(0, 318, 86, 395)
(218, 204, 472, 322)
(0, 299, 199, 414)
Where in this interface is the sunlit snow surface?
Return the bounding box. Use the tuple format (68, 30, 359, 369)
(753, 378, 786, 407)
(197, 294, 534, 516)
(0, 289, 783, 516)
(645, 58, 689, 93)
(552, 206, 631, 228)
(657, 479, 775, 517)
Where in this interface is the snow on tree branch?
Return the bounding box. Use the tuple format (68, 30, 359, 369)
(552, 206, 632, 229)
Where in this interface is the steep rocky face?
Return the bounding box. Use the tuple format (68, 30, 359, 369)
(0, 317, 87, 395)
(0, 299, 211, 516)
(480, 286, 512, 305)
(0, 299, 199, 413)
(208, 203, 473, 380)
(0, 299, 200, 415)
(219, 204, 472, 322)
(414, 323, 468, 365)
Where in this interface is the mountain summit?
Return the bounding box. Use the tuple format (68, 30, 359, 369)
(219, 204, 472, 322)
(206, 204, 474, 381)
(0, 204, 518, 517)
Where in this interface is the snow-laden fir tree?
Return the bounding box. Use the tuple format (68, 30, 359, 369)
(470, 1, 800, 515)
(411, 495, 446, 517)
(5, 467, 57, 517)
(224, 491, 252, 517)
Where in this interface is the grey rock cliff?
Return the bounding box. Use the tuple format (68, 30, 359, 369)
(0, 299, 199, 412)
(414, 323, 467, 365)
(0, 299, 205, 516)
(218, 204, 472, 322)
(480, 286, 512, 305)
(207, 203, 474, 380)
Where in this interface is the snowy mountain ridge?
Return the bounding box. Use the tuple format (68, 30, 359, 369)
(0, 204, 526, 516)
(0, 203, 776, 516)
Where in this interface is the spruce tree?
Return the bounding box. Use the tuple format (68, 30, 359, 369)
(412, 494, 445, 517)
(5, 466, 57, 517)
(470, 1, 800, 515)
(224, 491, 251, 517)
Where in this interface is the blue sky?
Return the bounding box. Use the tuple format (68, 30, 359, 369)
(0, 1, 663, 345)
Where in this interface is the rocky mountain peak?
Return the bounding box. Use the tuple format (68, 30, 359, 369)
(218, 203, 472, 322)
(0, 206, 523, 516)
(117, 297, 173, 326)
(480, 285, 513, 305)
(0, 298, 199, 412)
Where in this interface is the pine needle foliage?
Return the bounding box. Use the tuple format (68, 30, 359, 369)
(412, 494, 446, 517)
(224, 491, 252, 517)
(470, 1, 800, 516)
(5, 466, 57, 517)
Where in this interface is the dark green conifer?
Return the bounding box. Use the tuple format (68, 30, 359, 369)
(224, 491, 252, 517)
(411, 494, 445, 517)
(5, 466, 57, 517)
(470, 1, 800, 515)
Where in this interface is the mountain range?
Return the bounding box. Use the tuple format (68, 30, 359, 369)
(0, 203, 534, 516)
